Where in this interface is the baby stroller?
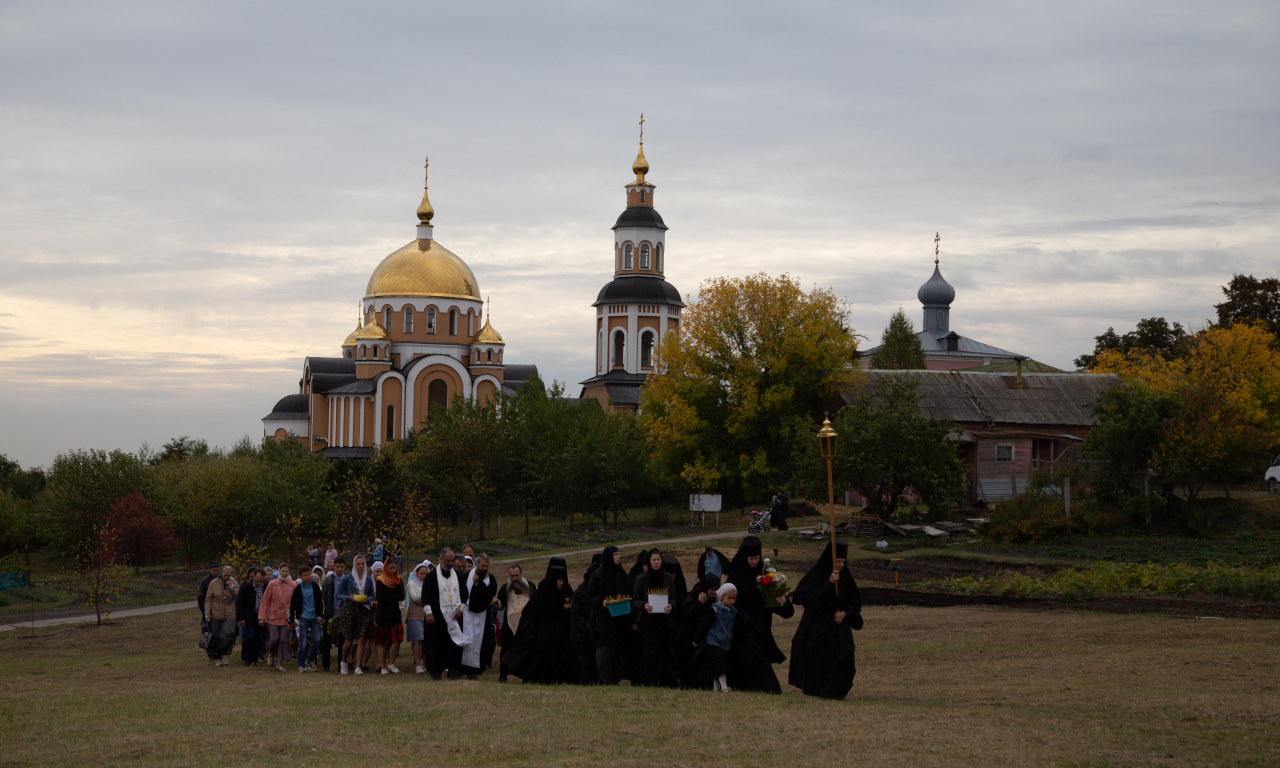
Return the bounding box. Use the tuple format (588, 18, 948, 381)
(746, 508, 772, 534)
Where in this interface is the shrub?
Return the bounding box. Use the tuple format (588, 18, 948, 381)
(985, 493, 1106, 544)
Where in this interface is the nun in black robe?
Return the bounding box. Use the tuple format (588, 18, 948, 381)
(720, 536, 792, 694)
(788, 540, 863, 700)
(631, 549, 680, 687)
(590, 545, 634, 684)
(675, 574, 720, 688)
(569, 553, 601, 685)
(505, 557, 578, 685)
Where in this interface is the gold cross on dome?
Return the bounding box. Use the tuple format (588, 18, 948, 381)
(639, 113, 645, 144)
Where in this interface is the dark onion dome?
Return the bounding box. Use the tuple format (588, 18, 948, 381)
(917, 264, 956, 306)
(269, 393, 309, 414)
(612, 206, 668, 231)
(594, 275, 683, 307)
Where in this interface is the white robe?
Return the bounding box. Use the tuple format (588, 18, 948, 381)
(460, 573, 492, 669)
(426, 568, 466, 647)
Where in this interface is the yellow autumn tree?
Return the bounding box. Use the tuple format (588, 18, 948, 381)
(1090, 321, 1280, 501)
(639, 273, 859, 505)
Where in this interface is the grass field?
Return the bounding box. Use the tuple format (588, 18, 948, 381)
(2, 596, 1277, 767)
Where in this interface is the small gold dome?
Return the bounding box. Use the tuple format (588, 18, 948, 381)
(632, 144, 649, 184)
(356, 315, 389, 341)
(342, 322, 361, 347)
(364, 239, 481, 301)
(473, 316, 504, 345)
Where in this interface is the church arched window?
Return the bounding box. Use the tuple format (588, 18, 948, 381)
(641, 331, 655, 368)
(624, 244, 633, 270)
(612, 329, 625, 368)
(386, 405, 395, 441)
(428, 379, 448, 415)
(359, 345, 366, 360)
(404, 306, 414, 334)
(655, 243, 663, 271)
(383, 307, 391, 329)
(640, 243, 650, 270)
(427, 307, 437, 334)
(486, 349, 493, 363)
(449, 308, 458, 335)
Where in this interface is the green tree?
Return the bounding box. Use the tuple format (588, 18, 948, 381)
(869, 307, 926, 370)
(640, 272, 860, 506)
(796, 374, 966, 519)
(1085, 382, 1179, 509)
(151, 435, 210, 465)
(397, 395, 508, 540)
(1215, 274, 1280, 341)
(37, 449, 154, 566)
(1075, 317, 1188, 370)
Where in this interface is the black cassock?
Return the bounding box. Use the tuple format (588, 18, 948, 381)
(788, 544, 863, 700)
(505, 558, 578, 684)
(723, 536, 794, 693)
(421, 567, 468, 678)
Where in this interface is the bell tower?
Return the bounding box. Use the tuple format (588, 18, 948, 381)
(580, 116, 683, 412)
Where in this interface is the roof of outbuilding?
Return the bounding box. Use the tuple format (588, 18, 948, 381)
(845, 370, 1119, 427)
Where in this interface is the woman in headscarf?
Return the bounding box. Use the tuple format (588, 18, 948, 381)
(335, 554, 374, 675)
(405, 561, 431, 674)
(788, 540, 863, 700)
(724, 535, 794, 693)
(373, 559, 405, 674)
(569, 553, 601, 685)
(504, 557, 578, 684)
(590, 545, 634, 685)
(631, 548, 680, 687)
(676, 573, 721, 688)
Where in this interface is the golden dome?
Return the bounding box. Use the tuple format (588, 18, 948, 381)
(473, 315, 504, 345)
(356, 315, 389, 341)
(632, 144, 649, 184)
(342, 322, 361, 347)
(364, 239, 480, 301)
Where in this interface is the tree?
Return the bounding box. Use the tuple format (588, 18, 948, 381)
(640, 273, 860, 506)
(1075, 317, 1189, 370)
(100, 491, 179, 571)
(37, 449, 154, 567)
(869, 307, 926, 370)
(1215, 274, 1280, 341)
(1091, 322, 1280, 506)
(397, 396, 508, 540)
(151, 435, 210, 465)
(795, 374, 966, 519)
(75, 520, 130, 626)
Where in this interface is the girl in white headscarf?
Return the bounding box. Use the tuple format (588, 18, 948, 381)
(405, 560, 432, 674)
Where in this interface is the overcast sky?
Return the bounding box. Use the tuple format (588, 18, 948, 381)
(2, 1, 1277, 469)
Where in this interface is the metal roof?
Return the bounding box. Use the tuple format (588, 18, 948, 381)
(846, 370, 1119, 427)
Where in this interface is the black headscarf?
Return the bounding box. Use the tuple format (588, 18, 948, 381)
(598, 545, 629, 599)
(726, 535, 765, 590)
(792, 540, 859, 624)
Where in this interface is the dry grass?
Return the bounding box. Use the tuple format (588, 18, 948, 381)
(2, 598, 1277, 768)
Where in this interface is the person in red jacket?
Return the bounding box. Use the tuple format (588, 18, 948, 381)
(258, 564, 296, 671)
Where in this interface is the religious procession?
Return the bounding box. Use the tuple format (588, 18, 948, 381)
(198, 535, 863, 699)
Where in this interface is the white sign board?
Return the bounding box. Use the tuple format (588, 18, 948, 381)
(689, 494, 722, 512)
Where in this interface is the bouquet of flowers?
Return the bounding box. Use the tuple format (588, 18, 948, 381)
(755, 558, 790, 602)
